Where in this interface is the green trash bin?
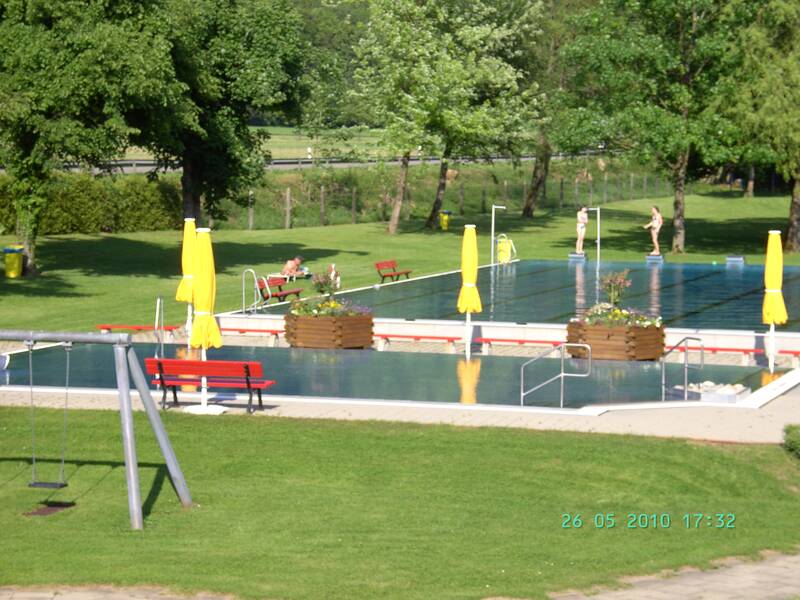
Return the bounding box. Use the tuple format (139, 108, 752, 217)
(4, 245, 24, 278)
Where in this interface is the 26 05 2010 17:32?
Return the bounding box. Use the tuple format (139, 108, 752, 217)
(561, 513, 736, 529)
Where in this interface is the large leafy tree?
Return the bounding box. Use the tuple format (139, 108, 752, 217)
(132, 0, 305, 220)
(719, 0, 800, 249)
(562, 0, 741, 252)
(353, 0, 538, 233)
(0, 0, 181, 273)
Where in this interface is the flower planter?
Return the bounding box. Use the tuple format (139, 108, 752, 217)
(566, 322, 664, 360)
(284, 314, 373, 349)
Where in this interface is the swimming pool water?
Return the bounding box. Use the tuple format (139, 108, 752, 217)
(1, 343, 773, 409)
(259, 260, 800, 331)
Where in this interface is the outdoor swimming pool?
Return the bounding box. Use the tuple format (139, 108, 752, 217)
(257, 260, 800, 332)
(1, 343, 776, 409)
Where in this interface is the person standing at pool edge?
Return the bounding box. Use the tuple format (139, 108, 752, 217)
(575, 206, 589, 254)
(643, 206, 663, 255)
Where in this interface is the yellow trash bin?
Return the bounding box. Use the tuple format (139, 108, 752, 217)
(3, 245, 24, 278)
(496, 234, 516, 264)
(438, 210, 451, 231)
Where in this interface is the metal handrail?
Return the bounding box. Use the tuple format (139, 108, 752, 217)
(241, 269, 260, 313)
(153, 296, 164, 359)
(661, 336, 705, 402)
(520, 343, 592, 408)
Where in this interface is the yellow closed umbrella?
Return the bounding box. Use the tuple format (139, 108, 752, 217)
(457, 224, 482, 358)
(763, 230, 788, 373)
(176, 218, 196, 347)
(457, 358, 481, 404)
(190, 228, 222, 351)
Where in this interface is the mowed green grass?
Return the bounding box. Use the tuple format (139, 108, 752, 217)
(0, 194, 795, 331)
(124, 126, 383, 161)
(1, 408, 799, 599)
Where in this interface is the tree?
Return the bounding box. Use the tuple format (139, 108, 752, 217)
(562, 0, 742, 252)
(516, 0, 595, 219)
(0, 0, 181, 273)
(719, 0, 800, 249)
(353, 0, 538, 233)
(131, 0, 305, 221)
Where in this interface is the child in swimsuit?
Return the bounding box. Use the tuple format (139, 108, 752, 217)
(642, 206, 663, 255)
(575, 206, 589, 254)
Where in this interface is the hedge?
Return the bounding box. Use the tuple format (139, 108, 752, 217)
(784, 425, 800, 460)
(0, 172, 182, 235)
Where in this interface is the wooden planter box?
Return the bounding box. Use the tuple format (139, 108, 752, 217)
(566, 322, 664, 361)
(284, 314, 373, 349)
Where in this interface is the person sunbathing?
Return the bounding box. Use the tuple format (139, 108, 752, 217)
(281, 255, 308, 278)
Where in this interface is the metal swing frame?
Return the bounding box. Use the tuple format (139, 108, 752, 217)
(4, 329, 192, 530)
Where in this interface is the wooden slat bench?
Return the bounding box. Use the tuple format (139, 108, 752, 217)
(375, 260, 412, 283)
(144, 357, 276, 414)
(374, 333, 460, 353)
(258, 276, 303, 304)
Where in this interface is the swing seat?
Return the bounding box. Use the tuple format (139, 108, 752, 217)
(29, 481, 67, 489)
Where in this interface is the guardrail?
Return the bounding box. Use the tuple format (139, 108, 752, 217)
(520, 343, 592, 408)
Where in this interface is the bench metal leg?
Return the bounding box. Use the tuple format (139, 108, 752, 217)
(246, 388, 254, 414)
(257, 389, 263, 411)
(171, 386, 179, 407)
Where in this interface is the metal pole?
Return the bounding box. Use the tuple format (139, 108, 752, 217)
(465, 312, 471, 360)
(560, 346, 565, 408)
(684, 340, 689, 402)
(661, 358, 666, 402)
(126, 346, 193, 508)
(113, 344, 143, 530)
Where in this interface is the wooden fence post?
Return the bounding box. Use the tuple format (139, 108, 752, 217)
(284, 188, 292, 229)
(319, 185, 326, 226)
(481, 184, 487, 213)
(247, 190, 254, 230)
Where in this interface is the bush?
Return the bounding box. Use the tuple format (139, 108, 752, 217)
(784, 425, 800, 460)
(0, 172, 182, 235)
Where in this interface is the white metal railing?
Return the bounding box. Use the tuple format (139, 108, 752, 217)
(241, 269, 260, 313)
(153, 296, 164, 359)
(661, 336, 705, 402)
(520, 343, 592, 408)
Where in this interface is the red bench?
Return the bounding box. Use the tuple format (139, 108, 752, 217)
(258, 276, 303, 304)
(474, 337, 562, 355)
(374, 333, 460, 352)
(96, 324, 180, 333)
(144, 357, 276, 414)
(375, 260, 412, 283)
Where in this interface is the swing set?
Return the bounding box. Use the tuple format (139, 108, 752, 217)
(4, 329, 193, 529)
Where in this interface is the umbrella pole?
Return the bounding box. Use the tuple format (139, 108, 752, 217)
(465, 312, 471, 360)
(769, 323, 776, 374)
(201, 346, 208, 407)
(185, 304, 193, 350)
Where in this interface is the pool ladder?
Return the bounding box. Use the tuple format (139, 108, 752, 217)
(520, 343, 592, 408)
(241, 269, 261, 313)
(153, 295, 165, 359)
(661, 337, 705, 402)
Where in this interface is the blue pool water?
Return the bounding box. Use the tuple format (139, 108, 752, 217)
(259, 260, 800, 331)
(1, 343, 774, 409)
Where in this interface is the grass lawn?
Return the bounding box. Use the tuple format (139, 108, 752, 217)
(1, 407, 799, 599)
(0, 195, 796, 331)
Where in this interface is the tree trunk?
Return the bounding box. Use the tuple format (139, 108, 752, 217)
(785, 176, 800, 252)
(19, 207, 39, 277)
(671, 150, 690, 253)
(745, 164, 755, 198)
(522, 136, 551, 218)
(181, 156, 202, 221)
(387, 152, 410, 234)
(425, 155, 450, 229)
